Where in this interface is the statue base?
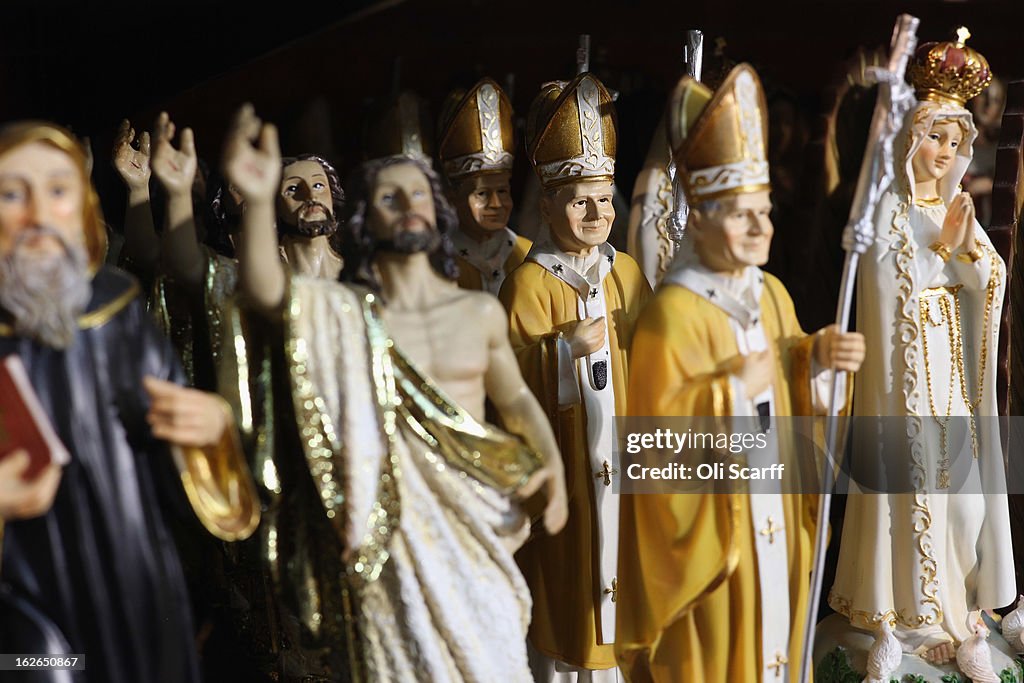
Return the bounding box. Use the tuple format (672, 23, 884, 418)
(813, 613, 1024, 683)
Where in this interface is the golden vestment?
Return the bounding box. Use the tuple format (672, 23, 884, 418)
(616, 274, 822, 683)
(499, 251, 651, 669)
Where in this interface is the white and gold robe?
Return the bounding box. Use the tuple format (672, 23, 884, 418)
(500, 241, 652, 678)
(269, 276, 544, 682)
(829, 101, 1015, 654)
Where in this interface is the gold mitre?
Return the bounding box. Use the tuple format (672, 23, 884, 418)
(526, 73, 617, 189)
(365, 90, 434, 161)
(437, 78, 515, 182)
(667, 63, 770, 203)
(907, 27, 992, 108)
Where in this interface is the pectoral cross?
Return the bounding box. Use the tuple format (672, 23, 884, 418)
(603, 577, 618, 603)
(595, 460, 618, 486)
(760, 516, 782, 545)
(767, 652, 788, 678)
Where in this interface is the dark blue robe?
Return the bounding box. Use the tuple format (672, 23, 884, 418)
(0, 266, 199, 683)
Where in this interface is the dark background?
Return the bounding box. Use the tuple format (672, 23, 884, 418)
(2, 0, 1020, 180)
(1, 0, 1020, 328)
(4, 0, 1024, 652)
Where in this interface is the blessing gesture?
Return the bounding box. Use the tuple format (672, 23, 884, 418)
(151, 112, 198, 197)
(222, 104, 280, 205)
(111, 119, 151, 192)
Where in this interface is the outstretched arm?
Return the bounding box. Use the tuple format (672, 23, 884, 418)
(223, 104, 285, 315)
(112, 119, 159, 280)
(481, 297, 568, 535)
(151, 112, 204, 292)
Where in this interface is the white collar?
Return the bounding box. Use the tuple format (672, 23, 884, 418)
(526, 239, 616, 300)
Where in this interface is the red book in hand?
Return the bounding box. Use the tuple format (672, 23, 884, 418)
(0, 354, 70, 480)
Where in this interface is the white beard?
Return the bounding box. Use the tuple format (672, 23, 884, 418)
(0, 227, 92, 349)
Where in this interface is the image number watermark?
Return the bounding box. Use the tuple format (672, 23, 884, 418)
(0, 655, 85, 671)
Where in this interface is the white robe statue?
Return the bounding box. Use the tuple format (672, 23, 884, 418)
(828, 99, 1014, 655)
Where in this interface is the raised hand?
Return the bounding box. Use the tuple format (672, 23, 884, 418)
(221, 103, 280, 205)
(0, 451, 62, 521)
(111, 119, 151, 192)
(151, 112, 198, 197)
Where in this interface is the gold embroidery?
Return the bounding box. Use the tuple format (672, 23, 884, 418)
(767, 652, 788, 678)
(284, 287, 402, 589)
(594, 460, 618, 487)
(760, 516, 783, 545)
(828, 587, 940, 629)
(603, 577, 618, 603)
(890, 197, 943, 623)
(78, 281, 141, 328)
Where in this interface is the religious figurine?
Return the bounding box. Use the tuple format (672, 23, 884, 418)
(149, 109, 344, 388)
(223, 104, 567, 681)
(828, 29, 1015, 673)
(0, 121, 259, 683)
(498, 71, 653, 681)
(274, 151, 344, 279)
(614, 64, 864, 682)
(437, 78, 530, 295)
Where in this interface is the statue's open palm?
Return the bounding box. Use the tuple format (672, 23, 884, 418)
(151, 112, 197, 195)
(111, 119, 151, 192)
(222, 104, 280, 204)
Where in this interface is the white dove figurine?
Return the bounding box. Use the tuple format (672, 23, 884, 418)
(864, 620, 901, 683)
(1002, 595, 1024, 649)
(956, 623, 1000, 683)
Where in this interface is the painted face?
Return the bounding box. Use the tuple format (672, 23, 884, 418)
(454, 172, 513, 233)
(911, 119, 964, 185)
(277, 160, 334, 228)
(0, 141, 85, 259)
(542, 179, 615, 253)
(368, 162, 436, 241)
(690, 190, 774, 275)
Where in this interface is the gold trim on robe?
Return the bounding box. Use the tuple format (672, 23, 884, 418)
(171, 396, 261, 541)
(616, 275, 827, 683)
(499, 253, 652, 669)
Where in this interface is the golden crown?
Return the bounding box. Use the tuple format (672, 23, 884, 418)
(907, 27, 992, 107)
